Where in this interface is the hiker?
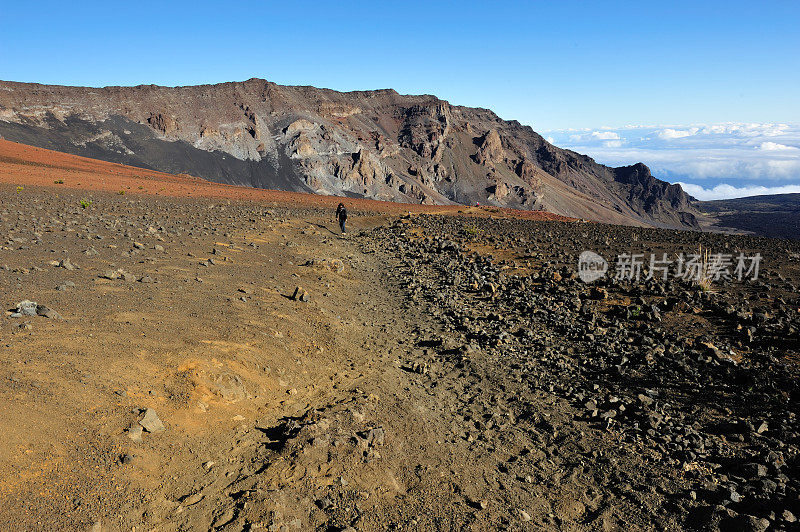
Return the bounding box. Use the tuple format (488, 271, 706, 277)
(335, 203, 347, 234)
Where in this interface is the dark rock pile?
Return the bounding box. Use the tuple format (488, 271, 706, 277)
(365, 214, 800, 530)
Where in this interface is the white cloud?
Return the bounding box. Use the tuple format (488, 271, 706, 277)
(591, 131, 620, 140)
(759, 141, 798, 151)
(543, 122, 800, 195)
(678, 182, 800, 201)
(702, 124, 727, 134)
(656, 127, 699, 140)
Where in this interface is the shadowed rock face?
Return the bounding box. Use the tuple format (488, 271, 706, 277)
(0, 78, 698, 227)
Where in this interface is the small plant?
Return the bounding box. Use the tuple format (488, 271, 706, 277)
(138, 186, 144, 190)
(695, 245, 714, 292)
(79, 198, 92, 209)
(117, 190, 126, 195)
(464, 226, 478, 236)
(54, 179, 64, 184)
(15, 186, 23, 193)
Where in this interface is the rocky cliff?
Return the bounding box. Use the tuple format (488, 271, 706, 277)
(0, 78, 699, 228)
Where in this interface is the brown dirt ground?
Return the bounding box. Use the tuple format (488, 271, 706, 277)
(0, 141, 588, 531)
(12, 141, 789, 531)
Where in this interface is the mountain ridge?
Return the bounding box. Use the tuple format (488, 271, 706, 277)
(697, 192, 800, 239)
(0, 77, 699, 228)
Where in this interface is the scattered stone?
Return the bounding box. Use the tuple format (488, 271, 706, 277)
(292, 286, 309, 302)
(12, 300, 38, 317)
(404, 361, 429, 374)
(100, 270, 120, 280)
(181, 492, 204, 506)
(138, 408, 165, 433)
(721, 514, 770, 532)
(36, 305, 63, 319)
(127, 425, 143, 443)
(739, 463, 767, 478)
(361, 427, 385, 446)
(637, 393, 654, 407)
(212, 508, 235, 528)
(10, 301, 62, 319)
(58, 258, 77, 270)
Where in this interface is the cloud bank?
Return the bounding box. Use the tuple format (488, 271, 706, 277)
(677, 183, 800, 201)
(544, 122, 800, 200)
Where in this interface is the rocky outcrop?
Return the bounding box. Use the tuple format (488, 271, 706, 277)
(147, 111, 178, 135)
(398, 103, 451, 162)
(613, 163, 698, 227)
(473, 129, 504, 166)
(0, 78, 699, 227)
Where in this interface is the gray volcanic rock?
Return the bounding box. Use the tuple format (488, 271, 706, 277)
(0, 78, 698, 228)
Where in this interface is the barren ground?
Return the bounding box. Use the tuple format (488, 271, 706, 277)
(1, 142, 798, 531)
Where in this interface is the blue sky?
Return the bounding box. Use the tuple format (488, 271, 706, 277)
(1, 0, 798, 198)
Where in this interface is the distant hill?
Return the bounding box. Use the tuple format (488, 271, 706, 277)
(0, 78, 699, 229)
(698, 193, 800, 239)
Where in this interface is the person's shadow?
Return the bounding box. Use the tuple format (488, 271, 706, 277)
(308, 221, 341, 236)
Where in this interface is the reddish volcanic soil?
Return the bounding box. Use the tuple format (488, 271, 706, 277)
(0, 139, 574, 221)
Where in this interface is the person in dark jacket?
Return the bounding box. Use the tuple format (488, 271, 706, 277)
(335, 203, 347, 234)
